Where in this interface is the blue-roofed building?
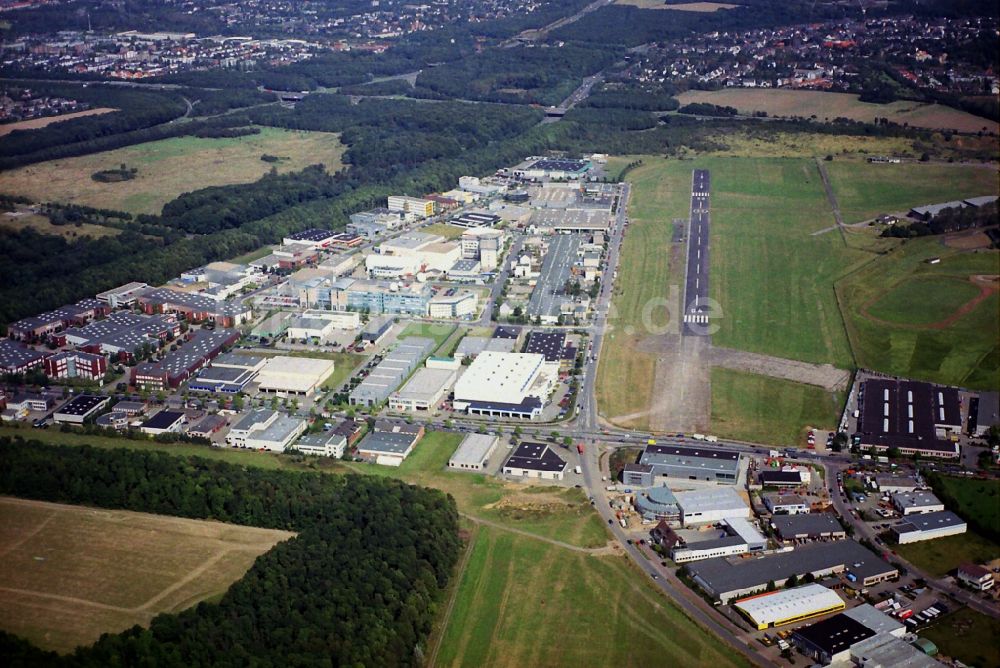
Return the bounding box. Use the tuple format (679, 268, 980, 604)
(635, 485, 680, 522)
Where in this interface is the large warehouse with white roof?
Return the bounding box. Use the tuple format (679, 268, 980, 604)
(255, 355, 335, 396)
(453, 351, 555, 419)
(733, 583, 845, 630)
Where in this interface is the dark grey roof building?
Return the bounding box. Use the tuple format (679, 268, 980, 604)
(639, 444, 741, 485)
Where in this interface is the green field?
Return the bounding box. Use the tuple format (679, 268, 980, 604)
(838, 238, 999, 389)
(397, 321, 458, 353)
(596, 157, 688, 426)
(866, 276, 983, 325)
(825, 162, 999, 224)
(920, 608, 1000, 668)
(710, 369, 843, 445)
(936, 476, 1000, 537)
(434, 525, 750, 668)
(423, 223, 467, 240)
(894, 531, 999, 577)
(0, 127, 345, 215)
(316, 351, 366, 391)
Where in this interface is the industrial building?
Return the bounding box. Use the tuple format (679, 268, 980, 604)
(0, 340, 49, 375)
(387, 195, 435, 218)
(293, 432, 347, 458)
(388, 366, 456, 412)
(132, 328, 240, 390)
(334, 278, 431, 316)
(452, 353, 554, 419)
(189, 364, 258, 394)
(956, 563, 995, 591)
(792, 612, 878, 665)
(512, 157, 591, 181)
(685, 540, 897, 603)
(764, 493, 810, 515)
(850, 633, 940, 668)
(524, 331, 567, 363)
(759, 470, 806, 487)
(450, 211, 500, 228)
(43, 350, 107, 380)
(61, 311, 180, 359)
(255, 356, 335, 396)
(874, 474, 919, 494)
(733, 584, 845, 630)
(96, 282, 149, 308)
(282, 228, 338, 249)
(635, 485, 680, 522)
(525, 233, 583, 324)
(855, 378, 962, 458)
(639, 444, 742, 485)
(461, 227, 504, 271)
(454, 335, 516, 359)
(350, 337, 435, 407)
(501, 441, 567, 480)
(52, 394, 108, 424)
(140, 410, 186, 435)
(356, 424, 423, 466)
(771, 513, 847, 543)
(673, 487, 750, 526)
(974, 391, 999, 438)
(225, 409, 306, 452)
(137, 288, 252, 327)
(286, 310, 360, 343)
(672, 536, 748, 564)
(893, 510, 967, 544)
(188, 414, 226, 439)
(428, 290, 478, 318)
(448, 433, 500, 471)
(891, 490, 945, 515)
(623, 463, 655, 488)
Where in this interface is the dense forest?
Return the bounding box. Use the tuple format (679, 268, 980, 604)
(0, 438, 461, 667)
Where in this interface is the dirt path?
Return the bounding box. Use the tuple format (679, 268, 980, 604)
(708, 346, 852, 391)
(459, 512, 606, 554)
(860, 274, 998, 331)
(425, 524, 479, 668)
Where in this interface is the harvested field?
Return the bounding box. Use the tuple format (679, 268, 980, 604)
(676, 89, 998, 134)
(615, 0, 738, 9)
(0, 496, 294, 653)
(0, 127, 345, 215)
(0, 108, 116, 137)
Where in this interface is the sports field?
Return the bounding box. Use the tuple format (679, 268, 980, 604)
(0, 127, 345, 215)
(837, 238, 999, 389)
(0, 496, 293, 653)
(710, 368, 843, 445)
(921, 608, 1000, 668)
(676, 89, 998, 134)
(433, 525, 749, 668)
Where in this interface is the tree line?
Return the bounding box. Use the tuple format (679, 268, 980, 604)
(0, 438, 461, 667)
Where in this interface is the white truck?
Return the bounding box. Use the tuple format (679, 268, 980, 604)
(692, 433, 706, 441)
(705, 435, 718, 443)
(574, 465, 582, 474)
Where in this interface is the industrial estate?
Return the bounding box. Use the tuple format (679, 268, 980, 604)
(0, 0, 997, 667)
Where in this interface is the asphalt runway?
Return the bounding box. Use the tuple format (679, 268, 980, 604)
(683, 169, 711, 337)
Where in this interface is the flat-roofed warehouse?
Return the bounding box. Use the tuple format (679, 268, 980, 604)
(771, 513, 847, 543)
(792, 611, 877, 665)
(53, 394, 109, 424)
(673, 487, 750, 525)
(349, 337, 435, 407)
(453, 351, 555, 419)
(639, 444, 743, 485)
(255, 355, 335, 396)
(855, 378, 962, 458)
(893, 510, 967, 544)
(502, 441, 567, 480)
(388, 366, 456, 412)
(448, 433, 499, 471)
(733, 583, 845, 630)
(684, 540, 897, 603)
(512, 157, 590, 181)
